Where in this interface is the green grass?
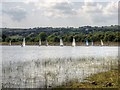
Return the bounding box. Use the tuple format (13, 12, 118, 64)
(55, 68, 119, 88)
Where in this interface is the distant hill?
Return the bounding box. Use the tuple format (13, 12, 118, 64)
(0, 25, 119, 43)
(1, 25, 119, 36)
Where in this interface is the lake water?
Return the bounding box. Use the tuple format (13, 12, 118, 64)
(2, 46, 118, 63)
(1, 46, 118, 88)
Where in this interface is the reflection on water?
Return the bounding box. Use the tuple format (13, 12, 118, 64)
(2, 46, 118, 63)
(1, 46, 118, 88)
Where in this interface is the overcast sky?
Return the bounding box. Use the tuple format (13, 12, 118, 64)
(0, 0, 119, 28)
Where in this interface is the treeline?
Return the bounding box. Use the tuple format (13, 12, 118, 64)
(2, 31, 120, 43)
(1, 25, 120, 43)
(1, 25, 119, 37)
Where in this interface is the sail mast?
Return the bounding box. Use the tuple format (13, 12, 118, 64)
(9, 40, 11, 46)
(22, 38, 25, 47)
(101, 40, 104, 46)
(60, 38, 63, 46)
(72, 38, 76, 47)
(86, 40, 89, 46)
(46, 40, 48, 46)
(91, 41, 94, 46)
(39, 39, 41, 46)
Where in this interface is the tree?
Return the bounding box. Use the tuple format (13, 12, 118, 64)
(2, 34, 7, 42)
(5, 37, 11, 42)
(67, 35, 73, 42)
(34, 36, 39, 42)
(54, 36, 59, 42)
(39, 32, 47, 41)
(47, 34, 55, 42)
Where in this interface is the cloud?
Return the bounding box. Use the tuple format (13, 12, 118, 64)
(34, 0, 77, 18)
(81, 3, 103, 13)
(78, 1, 118, 23)
(53, 2, 75, 14)
(1, 0, 118, 28)
(103, 2, 118, 15)
(2, 4, 27, 21)
(2, 0, 39, 3)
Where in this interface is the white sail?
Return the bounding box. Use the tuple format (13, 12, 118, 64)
(60, 39, 63, 46)
(46, 40, 48, 46)
(39, 39, 41, 46)
(9, 40, 11, 46)
(91, 41, 94, 46)
(72, 38, 76, 47)
(86, 40, 89, 46)
(22, 38, 25, 47)
(101, 40, 104, 46)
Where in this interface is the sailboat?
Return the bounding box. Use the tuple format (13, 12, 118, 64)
(9, 40, 11, 46)
(91, 41, 94, 46)
(46, 40, 48, 46)
(86, 40, 89, 46)
(72, 38, 76, 47)
(21, 38, 25, 47)
(60, 38, 64, 46)
(101, 40, 104, 46)
(39, 39, 41, 46)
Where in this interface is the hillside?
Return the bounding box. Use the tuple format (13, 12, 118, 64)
(0, 25, 119, 43)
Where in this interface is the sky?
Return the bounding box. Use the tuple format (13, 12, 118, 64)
(0, 0, 119, 28)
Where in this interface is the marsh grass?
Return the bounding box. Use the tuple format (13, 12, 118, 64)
(2, 56, 118, 88)
(55, 59, 118, 88)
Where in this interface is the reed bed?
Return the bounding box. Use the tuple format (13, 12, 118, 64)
(2, 56, 118, 88)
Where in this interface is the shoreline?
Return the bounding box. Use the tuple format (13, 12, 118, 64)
(55, 70, 118, 88)
(0, 42, 119, 46)
(54, 67, 118, 88)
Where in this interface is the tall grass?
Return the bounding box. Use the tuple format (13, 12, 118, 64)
(2, 56, 118, 88)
